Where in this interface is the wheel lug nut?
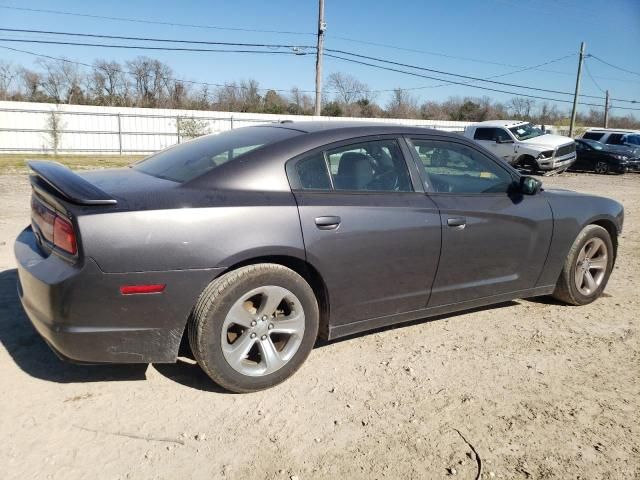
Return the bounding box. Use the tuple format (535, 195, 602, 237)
(250, 321, 257, 327)
(262, 315, 268, 321)
(250, 333, 257, 339)
(261, 335, 267, 340)
(268, 324, 274, 330)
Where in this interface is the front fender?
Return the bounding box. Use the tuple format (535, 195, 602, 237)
(536, 190, 623, 287)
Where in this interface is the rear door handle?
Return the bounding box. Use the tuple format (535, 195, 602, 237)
(447, 217, 466, 229)
(315, 216, 341, 230)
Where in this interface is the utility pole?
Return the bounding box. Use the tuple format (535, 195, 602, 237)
(314, 0, 326, 116)
(569, 41, 585, 138)
(604, 90, 610, 128)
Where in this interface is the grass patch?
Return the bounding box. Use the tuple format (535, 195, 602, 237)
(0, 154, 146, 174)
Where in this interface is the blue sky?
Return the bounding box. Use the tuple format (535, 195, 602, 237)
(0, 0, 639, 116)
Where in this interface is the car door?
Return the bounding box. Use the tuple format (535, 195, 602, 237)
(574, 141, 597, 170)
(406, 136, 553, 306)
(473, 127, 516, 163)
(287, 136, 442, 327)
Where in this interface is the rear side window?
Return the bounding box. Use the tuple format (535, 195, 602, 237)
(583, 132, 604, 141)
(294, 153, 331, 190)
(474, 128, 497, 140)
(133, 126, 301, 182)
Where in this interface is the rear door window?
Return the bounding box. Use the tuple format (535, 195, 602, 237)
(326, 139, 413, 192)
(582, 132, 605, 141)
(474, 128, 496, 141)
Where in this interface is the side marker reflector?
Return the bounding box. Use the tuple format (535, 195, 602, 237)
(120, 284, 166, 295)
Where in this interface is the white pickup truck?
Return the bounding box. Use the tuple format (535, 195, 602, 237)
(463, 120, 576, 172)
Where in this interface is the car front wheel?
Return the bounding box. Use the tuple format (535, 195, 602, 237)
(188, 264, 319, 393)
(552, 225, 614, 305)
(594, 161, 609, 174)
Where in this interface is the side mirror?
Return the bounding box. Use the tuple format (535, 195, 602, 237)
(520, 176, 542, 195)
(496, 138, 514, 144)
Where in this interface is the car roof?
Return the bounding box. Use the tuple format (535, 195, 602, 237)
(256, 120, 450, 136)
(586, 128, 640, 134)
(466, 120, 528, 128)
(188, 121, 472, 192)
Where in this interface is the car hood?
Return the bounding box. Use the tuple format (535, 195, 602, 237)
(521, 134, 573, 149)
(601, 144, 640, 157)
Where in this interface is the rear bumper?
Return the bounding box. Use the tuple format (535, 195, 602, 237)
(15, 227, 222, 364)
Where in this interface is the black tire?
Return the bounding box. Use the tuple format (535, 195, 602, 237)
(517, 154, 538, 173)
(552, 225, 614, 306)
(594, 161, 609, 175)
(188, 263, 319, 393)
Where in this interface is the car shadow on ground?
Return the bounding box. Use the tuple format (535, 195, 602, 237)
(0, 267, 231, 393)
(1, 266, 560, 392)
(0, 268, 148, 383)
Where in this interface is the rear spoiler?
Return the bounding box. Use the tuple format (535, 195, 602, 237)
(27, 160, 117, 206)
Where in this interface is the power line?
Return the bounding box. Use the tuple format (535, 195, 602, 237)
(325, 48, 640, 103)
(4, 2, 640, 88)
(0, 26, 580, 96)
(0, 37, 310, 55)
(0, 44, 317, 94)
(583, 60, 606, 94)
(0, 5, 315, 36)
(4, 31, 637, 104)
(0, 27, 315, 50)
(324, 53, 640, 111)
(589, 55, 640, 78)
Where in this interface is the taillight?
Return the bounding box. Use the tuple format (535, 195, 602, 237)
(53, 216, 78, 255)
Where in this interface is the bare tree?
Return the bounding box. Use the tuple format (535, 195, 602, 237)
(126, 57, 173, 107)
(19, 68, 43, 101)
(508, 97, 535, 119)
(237, 79, 261, 112)
(91, 60, 128, 106)
(327, 72, 371, 105)
(0, 61, 17, 100)
(288, 87, 313, 114)
(386, 89, 418, 118)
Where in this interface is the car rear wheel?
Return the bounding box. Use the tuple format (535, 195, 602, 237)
(594, 161, 609, 174)
(552, 225, 614, 305)
(188, 264, 319, 392)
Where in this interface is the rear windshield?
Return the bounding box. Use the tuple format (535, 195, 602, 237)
(133, 126, 301, 182)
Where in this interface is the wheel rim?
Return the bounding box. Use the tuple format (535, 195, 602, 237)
(595, 162, 608, 174)
(221, 285, 305, 377)
(574, 238, 608, 296)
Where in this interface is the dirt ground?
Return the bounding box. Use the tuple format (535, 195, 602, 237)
(0, 171, 638, 480)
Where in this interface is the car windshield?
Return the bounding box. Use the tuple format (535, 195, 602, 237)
(581, 139, 604, 150)
(508, 123, 544, 141)
(133, 126, 302, 182)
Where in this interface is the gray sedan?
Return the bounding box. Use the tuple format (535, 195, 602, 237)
(15, 122, 623, 392)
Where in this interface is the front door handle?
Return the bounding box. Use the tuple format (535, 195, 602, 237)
(447, 217, 466, 229)
(315, 216, 341, 230)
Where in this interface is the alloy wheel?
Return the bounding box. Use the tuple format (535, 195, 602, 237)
(221, 285, 305, 376)
(594, 161, 609, 174)
(574, 237, 608, 296)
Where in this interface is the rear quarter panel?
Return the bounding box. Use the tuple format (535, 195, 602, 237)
(79, 190, 305, 273)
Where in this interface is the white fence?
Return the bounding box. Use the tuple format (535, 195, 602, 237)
(0, 101, 474, 155)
